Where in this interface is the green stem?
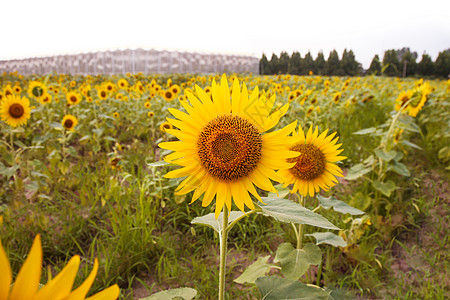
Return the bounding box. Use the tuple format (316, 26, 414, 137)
(218, 207, 229, 300)
(382, 98, 414, 151)
(296, 195, 305, 250)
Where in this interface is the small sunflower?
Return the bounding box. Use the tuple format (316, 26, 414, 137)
(118, 78, 128, 89)
(148, 111, 155, 117)
(332, 92, 341, 104)
(97, 88, 108, 100)
(0, 234, 120, 300)
(113, 112, 120, 118)
(27, 81, 47, 99)
(62, 114, 78, 131)
(66, 91, 82, 106)
(159, 74, 298, 218)
(0, 95, 31, 127)
(162, 90, 176, 102)
(159, 121, 173, 132)
(144, 101, 151, 109)
(170, 84, 181, 95)
(408, 82, 432, 117)
(278, 126, 346, 197)
(39, 93, 52, 105)
(394, 90, 413, 111)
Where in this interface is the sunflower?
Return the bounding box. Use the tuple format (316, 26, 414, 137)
(170, 84, 181, 95)
(0, 234, 120, 300)
(27, 81, 47, 99)
(159, 74, 298, 218)
(66, 91, 82, 106)
(39, 93, 52, 105)
(113, 112, 120, 118)
(278, 126, 346, 197)
(118, 78, 128, 89)
(13, 85, 22, 94)
(97, 88, 108, 100)
(3, 85, 14, 97)
(0, 95, 31, 127)
(159, 121, 173, 132)
(162, 90, 176, 102)
(148, 111, 155, 117)
(394, 90, 413, 111)
(144, 101, 151, 109)
(408, 82, 432, 117)
(62, 114, 78, 131)
(332, 92, 341, 104)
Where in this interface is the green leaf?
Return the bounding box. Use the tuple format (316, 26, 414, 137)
(374, 149, 397, 162)
(268, 184, 290, 198)
(139, 287, 197, 300)
(255, 276, 331, 300)
(191, 211, 245, 233)
(275, 243, 321, 280)
(234, 255, 273, 284)
(400, 140, 422, 150)
(345, 163, 372, 180)
(148, 160, 170, 167)
(317, 195, 364, 215)
(0, 165, 19, 177)
(258, 197, 340, 230)
(372, 180, 396, 197)
(390, 161, 410, 177)
(352, 127, 376, 135)
(306, 232, 347, 247)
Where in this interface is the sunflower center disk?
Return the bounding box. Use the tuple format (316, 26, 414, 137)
(32, 86, 44, 97)
(9, 103, 25, 118)
(197, 115, 262, 182)
(64, 120, 73, 128)
(288, 144, 326, 180)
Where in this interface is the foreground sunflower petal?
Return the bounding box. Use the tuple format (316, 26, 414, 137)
(0, 235, 119, 300)
(159, 74, 299, 218)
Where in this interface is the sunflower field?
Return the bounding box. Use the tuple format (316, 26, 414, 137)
(0, 72, 449, 299)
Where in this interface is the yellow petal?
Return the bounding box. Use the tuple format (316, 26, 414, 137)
(10, 235, 42, 300)
(84, 284, 120, 300)
(64, 258, 99, 300)
(33, 256, 80, 300)
(0, 240, 12, 300)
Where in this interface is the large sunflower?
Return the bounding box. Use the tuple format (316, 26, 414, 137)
(159, 74, 298, 218)
(0, 234, 119, 300)
(0, 95, 31, 127)
(278, 126, 346, 197)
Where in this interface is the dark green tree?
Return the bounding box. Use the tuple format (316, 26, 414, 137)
(259, 53, 271, 75)
(417, 53, 435, 76)
(289, 51, 302, 75)
(315, 51, 326, 75)
(341, 49, 360, 76)
(434, 49, 450, 78)
(382, 49, 401, 76)
(368, 54, 382, 75)
(326, 50, 342, 76)
(269, 53, 279, 74)
(278, 51, 290, 74)
(302, 52, 314, 75)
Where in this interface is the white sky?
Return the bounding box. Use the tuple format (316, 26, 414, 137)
(1, 0, 449, 69)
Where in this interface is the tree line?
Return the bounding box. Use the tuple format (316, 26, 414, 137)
(260, 48, 450, 78)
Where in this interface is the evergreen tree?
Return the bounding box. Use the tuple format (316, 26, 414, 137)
(289, 51, 302, 75)
(417, 53, 435, 76)
(278, 51, 290, 74)
(303, 52, 314, 75)
(341, 49, 360, 76)
(260, 53, 270, 75)
(368, 55, 382, 75)
(382, 49, 401, 76)
(315, 51, 326, 75)
(434, 49, 450, 78)
(269, 53, 279, 74)
(326, 50, 341, 76)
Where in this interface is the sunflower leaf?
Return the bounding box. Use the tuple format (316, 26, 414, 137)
(140, 287, 197, 300)
(317, 195, 365, 215)
(191, 211, 245, 233)
(275, 243, 322, 280)
(255, 276, 331, 300)
(258, 197, 340, 230)
(148, 160, 170, 167)
(306, 232, 347, 247)
(372, 180, 397, 197)
(345, 163, 372, 180)
(234, 255, 273, 284)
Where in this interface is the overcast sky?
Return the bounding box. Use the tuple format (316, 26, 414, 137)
(1, 0, 449, 69)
